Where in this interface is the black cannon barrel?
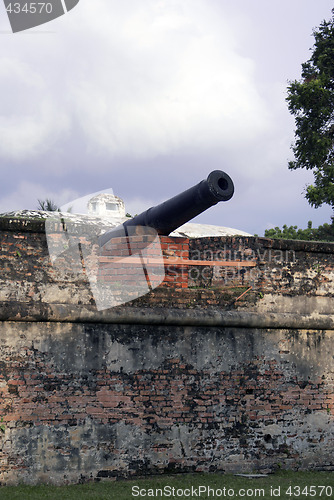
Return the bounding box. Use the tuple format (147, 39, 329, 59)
(98, 170, 234, 247)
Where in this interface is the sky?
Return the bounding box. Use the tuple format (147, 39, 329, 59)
(0, 0, 333, 235)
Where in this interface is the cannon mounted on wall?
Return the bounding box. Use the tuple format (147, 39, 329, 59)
(98, 170, 234, 247)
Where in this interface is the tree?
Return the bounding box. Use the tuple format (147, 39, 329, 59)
(287, 9, 334, 212)
(264, 220, 334, 242)
(265, 221, 314, 240)
(37, 199, 60, 211)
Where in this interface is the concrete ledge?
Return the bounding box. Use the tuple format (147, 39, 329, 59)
(1, 301, 334, 330)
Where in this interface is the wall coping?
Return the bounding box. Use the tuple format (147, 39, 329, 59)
(0, 211, 126, 234)
(1, 213, 334, 253)
(1, 300, 334, 330)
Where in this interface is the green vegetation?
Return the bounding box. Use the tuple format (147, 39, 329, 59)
(37, 199, 60, 212)
(264, 220, 334, 241)
(287, 9, 334, 213)
(0, 471, 333, 500)
(263, 11, 334, 242)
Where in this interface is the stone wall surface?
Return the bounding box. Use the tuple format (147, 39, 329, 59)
(0, 215, 334, 484)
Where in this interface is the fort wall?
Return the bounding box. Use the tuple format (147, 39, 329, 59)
(0, 215, 333, 484)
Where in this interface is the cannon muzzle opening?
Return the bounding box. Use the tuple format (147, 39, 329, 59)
(98, 170, 234, 247)
(205, 170, 234, 202)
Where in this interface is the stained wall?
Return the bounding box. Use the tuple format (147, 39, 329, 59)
(0, 215, 333, 484)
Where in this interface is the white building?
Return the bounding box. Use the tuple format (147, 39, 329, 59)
(87, 194, 125, 218)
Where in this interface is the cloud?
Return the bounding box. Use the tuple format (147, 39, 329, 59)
(70, 0, 271, 159)
(0, 0, 271, 168)
(0, 58, 70, 160)
(0, 181, 78, 213)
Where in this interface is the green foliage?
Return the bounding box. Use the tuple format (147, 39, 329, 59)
(265, 220, 334, 241)
(37, 199, 60, 212)
(287, 9, 334, 210)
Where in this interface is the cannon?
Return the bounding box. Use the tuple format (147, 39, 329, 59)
(98, 170, 234, 247)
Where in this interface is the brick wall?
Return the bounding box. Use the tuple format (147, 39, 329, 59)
(1, 220, 333, 310)
(0, 216, 334, 484)
(0, 323, 333, 484)
(187, 236, 334, 296)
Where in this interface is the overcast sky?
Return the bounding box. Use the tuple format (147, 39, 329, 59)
(0, 0, 333, 235)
